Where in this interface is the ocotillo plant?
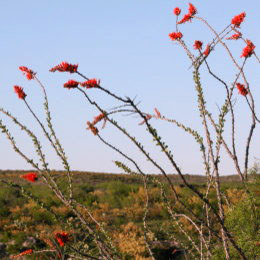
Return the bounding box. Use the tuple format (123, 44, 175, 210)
(0, 3, 259, 260)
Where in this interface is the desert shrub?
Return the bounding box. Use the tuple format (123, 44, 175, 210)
(31, 208, 56, 225)
(98, 181, 138, 208)
(224, 197, 259, 259)
(79, 183, 95, 193)
(113, 222, 152, 259)
(73, 183, 97, 206)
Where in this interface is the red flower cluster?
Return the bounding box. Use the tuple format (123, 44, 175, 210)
(241, 40, 255, 58)
(188, 3, 197, 16)
(178, 14, 192, 24)
(231, 12, 246, 27)
(20, 172, 38, 182)
(19, 66, 35, 80)
(87, 113, 107, 133)
(87, 121, 99, 135)
(169, 32, 183, 41)
(14, 86, 26, 100)
(55, 231, 70, 247)
(80, 78, 100, 88)
(236, 83, 248, 96)
(11, 249, 33, 259)
(177, 3, 197, 24)
(92, 113, 106, 125)
(226, 32, 242, 40)
(203, 44, 210, 56)
(193, 40, 203, 50)
(173, 7, 181, 16)
(154, 108, 161, 118)
(64, 80, 79, 89)
(49, 62, 78, 73)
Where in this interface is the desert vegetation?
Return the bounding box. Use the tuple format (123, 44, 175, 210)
(0, 3, 259, 259)
(0, 170, 259, 259)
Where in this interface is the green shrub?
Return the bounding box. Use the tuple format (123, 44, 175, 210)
(31, 208, 56, 225)
(98, 181, 138, 208)
(212, 197, 260, 259)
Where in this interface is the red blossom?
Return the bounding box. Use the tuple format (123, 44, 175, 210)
(236, 83, 248, 96)
(203, 44, 211, 57)
(188, 3, 197, 16)
(19, 66, 36, 80)
(87, 121, 99, 135)
(226, 32, 242, 40)
(14, 85, 27, 100)
(63, 80, 79, 89)
(55, 232, 70, 247)
(11, 249, 33, 259)
(139, 114, 152, 125)
(80, 78, 100, 88)
(173, 7, 181, 16)
(49, 62, 78, 73)
(177, 14, 192, 24)
(241, 40, 255, 58)
(169, 32, 183, 41)
(154, 108, 161, 118)
(20, 172, 38, 182)
(92, 113, 106, 125)
(231, 12, 246, 27)
(177, 3, 197, 25)
(193, 40, 203, 50)
(146, 114, 152, 120)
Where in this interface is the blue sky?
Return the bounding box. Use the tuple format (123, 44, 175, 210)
(0, 0, 259, 175)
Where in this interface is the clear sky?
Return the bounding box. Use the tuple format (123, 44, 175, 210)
(0, 0, 259, 175)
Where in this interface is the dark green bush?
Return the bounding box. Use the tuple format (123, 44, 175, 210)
(97, 181, 138, 208)
(31, 208, 56, 225)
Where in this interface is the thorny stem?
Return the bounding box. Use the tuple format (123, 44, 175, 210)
(99, 134, 213, 256)
(193, 68, 230, 259)
(142, 175, 156, 260)
(97, 134, 145, 175)
(67, 245, 100, 259)
(0, 113, 117, 259)
(203, 57, 245, 181)
(245, 96, 260, 124)
(78, 85, 232, 250)
(73, 198, 119, 257)
(77, 75, 254, 256)
(76, 86, 181, 202)
(97, 134, 204, 256)
(34, 76, 73, 201)
(128, 98, 245, 257)
(76, 71, 129, 103)
(192, 25, 232, 68)
(0, 110, 66, 202)
(202, 54, 257, 213)
(195, 16, 257, 181)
